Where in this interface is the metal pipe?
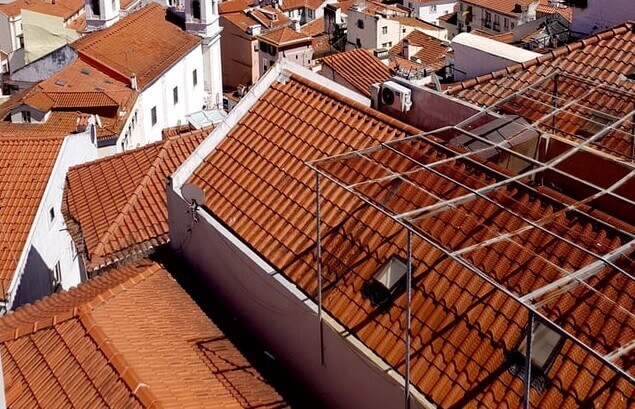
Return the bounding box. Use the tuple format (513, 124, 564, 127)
(405, 229, 412, 409)
(316, 171, 325, 365)
(524, 312, 534, 409)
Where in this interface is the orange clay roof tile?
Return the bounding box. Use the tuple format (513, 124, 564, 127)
(0, 0, 83, 19)
(389, 30, 450, 71)
(73, 4, 202, 90)
(461, 0, 538, 18)
(258, 26, 311, 46)
(449, 21, 635, 160)
(0, 59, 137, 140)
(186, 71, 635, 407)
(0, 259, 287, 408)
(0, 136, 64, 300)
(320, 48, 392, 97)
(63, 130, 209, 271)
(299, 16, 324, 37)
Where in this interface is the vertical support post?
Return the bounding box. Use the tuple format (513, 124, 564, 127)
(524, 312, 535, 409)
(405, 230, 412, 409)
(316, 171, 325, 365)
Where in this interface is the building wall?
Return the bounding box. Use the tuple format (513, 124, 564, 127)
(136, 44, 206, 145)
(451, 38, 539, 81)
(570, 0, 635, 35)
(220, 18, 258, 89)
(167, 185, 432, 409)
(10, 44, 77, 89)
(0, 14, 26, 73)
(347, 12, 409, 50)
(406, 0, 455, 24)
(22, 10, 81, 64)
(10, 128, 98, 310)
(259, 42, 313, 76)
(457, 1, 538, 35)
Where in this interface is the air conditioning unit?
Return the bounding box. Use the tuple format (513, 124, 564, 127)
(380, 81, 412, 112)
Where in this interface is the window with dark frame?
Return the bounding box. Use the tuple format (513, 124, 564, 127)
(173, 86, 179, 105)
(151, 106, 157, 126)
(193, 69, 198, 87)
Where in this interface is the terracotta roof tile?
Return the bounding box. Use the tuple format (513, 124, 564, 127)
(187, 71, 635, 407)
(537, 0, 572, 22)
(74, 4, 202, 90)
(0, 260, 287, 407)
(461, 0, 538, 17)
(219, 0, 253, 14)
(0, 0, 83, 19)
(300, 17, 324, 37)
(320, 48, 391, 97)
(63, 130, 208, 271)
(0, 137, 64, 300)
(449, 22, 635, 160)
(258, 26, 311, 46)
(0, 59, 138, 140)
(389, 30, 450, 71)
(250, 7, 291, 29)
(473, 28, 516, 43)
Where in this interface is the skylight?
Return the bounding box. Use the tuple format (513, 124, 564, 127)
(374, 257, 407, 290)
(517, 322, 563, 371)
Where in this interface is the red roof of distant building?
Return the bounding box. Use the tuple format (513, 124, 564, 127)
(320, 48, 392, 96)
(74, 4, 202, 90)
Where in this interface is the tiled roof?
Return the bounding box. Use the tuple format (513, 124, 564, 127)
(311, 34, 331, 54)
(74, 4, 202, 90)
(0, 0, 83, 18)
(448, 22, 635, 159)
(0, 59, 138, 140)
(250, 6, 291, 29)
(300, 17, 325, 37)
(389, 30, 450, 71)
(438, 10, 457, 24)
(63, 131, 208, 271)
(388, 16, 443, 31)
(0, 259, 287, 407)
(66, 13, 86, 32)
(537, 0, 572, 22)
(187, 71, 635, 407)
(473, 28, 516, 43)
(320, 48, 392, 97)
(258, 26, 311, 46)
(278, 0, 324, 11)
(219, 0, 253, 14)
(0, 136, 64, 300)
(461, 0, 538, 17)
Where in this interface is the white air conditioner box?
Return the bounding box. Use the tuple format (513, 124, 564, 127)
(380, 81, 412, 112)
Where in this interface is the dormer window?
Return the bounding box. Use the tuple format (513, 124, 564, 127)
(21, 110, 31, 123)
(362, 256, 409, 307)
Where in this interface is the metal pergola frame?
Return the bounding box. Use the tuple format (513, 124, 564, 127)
(306, 72, 635, 408)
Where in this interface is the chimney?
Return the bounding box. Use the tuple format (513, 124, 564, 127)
(403, 39, 410, 60)
(130, 74, 138, 90)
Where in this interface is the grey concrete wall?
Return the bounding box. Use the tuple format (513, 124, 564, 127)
(167, 186, 432, 409)
(371, 78, 483, 132)
(10, 44, 76, 86)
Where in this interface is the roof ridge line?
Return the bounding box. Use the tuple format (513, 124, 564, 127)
(289, 71, 421, 135)
(77, 308, 160, 407)
(91, 138, 176, 261)
(447, 22, 633, 95)
(87, 262, 162, 308)
(0, 306, 81, 343)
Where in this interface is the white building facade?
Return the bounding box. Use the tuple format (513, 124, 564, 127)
(405, 0, 455, 24)
(9, 125, 99, 310)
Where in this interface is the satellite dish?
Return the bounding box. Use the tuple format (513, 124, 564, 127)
(182, 183, 205, 205)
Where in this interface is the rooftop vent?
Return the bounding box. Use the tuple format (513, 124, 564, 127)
(55, 80, 66, 86)
(362, 256, 408, 307)
(81, 68, 90, 75)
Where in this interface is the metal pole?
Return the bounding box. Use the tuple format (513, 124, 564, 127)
(316, 171, 325, 365)
(405, 230, 412, 409)
(524, 312, 535, 409)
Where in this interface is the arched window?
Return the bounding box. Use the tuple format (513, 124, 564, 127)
(192, 0, 201, 20)
(91, 0, 101, 15)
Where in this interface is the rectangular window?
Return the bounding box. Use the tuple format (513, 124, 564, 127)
(382, 26, 387, 34)
(484, 11, 492, 28)
(493, 14, 500, 31)
(49, 207, 55, 223)
(430, 4, 436, 12)
(356, 19, 364, 29)
(173, 86, 179, 105)
(192, 69, 198, 87)
(51, 261, 62, 292)
(355, 38, 361, 48)
(151, 106, 157, 126)
(504, 17, 509, 30)
(21, 110, 31, 123)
